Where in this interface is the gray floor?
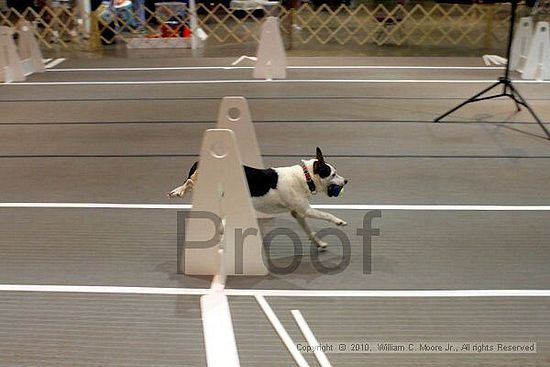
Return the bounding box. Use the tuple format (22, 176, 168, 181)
(0, 55, 549, 366)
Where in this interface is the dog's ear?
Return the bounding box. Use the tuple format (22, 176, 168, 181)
(316, 147, 325, 165)
(313, 147, 331, 178)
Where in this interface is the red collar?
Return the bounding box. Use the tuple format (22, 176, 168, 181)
(301, 162, 317, 194)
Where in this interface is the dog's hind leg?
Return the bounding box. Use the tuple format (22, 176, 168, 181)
(168, 161, 199, 198)
(291, 210, 328, 251)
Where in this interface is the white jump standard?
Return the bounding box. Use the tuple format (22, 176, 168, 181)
(214, 96, 273, 219)
(178, 129, 267, 276)
(253, 16, 287, 80)
(16, 20, 46, 76)
(215, 97, 265, 169)
(522, 21, 550, 80)
(0, 21, 45, 83)
(0, 26, 25, 83)
(511, 16, 534, 72)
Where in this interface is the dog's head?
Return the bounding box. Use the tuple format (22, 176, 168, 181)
(308, 147, 348, 197)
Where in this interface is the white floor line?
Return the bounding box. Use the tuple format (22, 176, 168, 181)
(45, 58, 66, 69)
(1, 285, 550, 298)
(46, 65, 504, 72)
(255, 295, 310, 367)
(0, 284, 207, 295)
(230, 289, 550, 297)
(1, 203, 550, 211)
(43, 58, 53, 63)
(291, 310, 332, 367)
(8, 79, 550, 86)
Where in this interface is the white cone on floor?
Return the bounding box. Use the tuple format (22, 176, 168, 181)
(511, 17, 534, 72)
(183, 129, 268, 276)
(253, 16, 287, 80)
(0, 26, 25, 83)
(522, 21, 550, 80)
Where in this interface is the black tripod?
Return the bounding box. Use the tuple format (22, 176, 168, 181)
(434, 0, 550, 140)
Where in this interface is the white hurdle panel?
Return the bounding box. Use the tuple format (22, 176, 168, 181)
(216, 97, 265, 169)
(0, 26, 25, 83)
(0, 22, 45, 83)
(522, 21, 550, 80)
(215, 96, 274, 219)
(16, 20, 46, 76)
(182, 129, 268, 276)
(253, 16, 287, 80)
(511, 17, 534, 72)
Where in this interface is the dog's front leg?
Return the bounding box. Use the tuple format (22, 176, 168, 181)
(291, 211, 328, 250)
(167, 178, 194, 198)
(305, 208, 347, 227)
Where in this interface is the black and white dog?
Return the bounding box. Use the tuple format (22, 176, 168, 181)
(168, 147, 348, 250)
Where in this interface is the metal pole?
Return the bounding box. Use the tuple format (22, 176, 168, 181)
(189, 0, 198, 49)
(78, 0, 91, 36)
(503, 0, 518, 80)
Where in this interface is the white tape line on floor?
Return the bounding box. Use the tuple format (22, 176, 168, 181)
(1, 203, 550, 211)
(46, 65, 505, 72)
(8, 79, 550, 86)
(1, 285, 549, 297)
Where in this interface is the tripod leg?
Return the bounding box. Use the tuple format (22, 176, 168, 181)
(504, 83, 522, 111)
(508, 83, 550, 140)
(434, 81, 501, 122)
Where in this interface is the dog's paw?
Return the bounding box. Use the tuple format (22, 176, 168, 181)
(335, 219, 347, 227)
(315, 240, 328, 251)
(168, 185, 186, 198)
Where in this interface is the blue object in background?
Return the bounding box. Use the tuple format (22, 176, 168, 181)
(99, 0, 138, 29)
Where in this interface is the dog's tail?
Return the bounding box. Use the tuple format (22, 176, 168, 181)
(167, 161, 199, 198)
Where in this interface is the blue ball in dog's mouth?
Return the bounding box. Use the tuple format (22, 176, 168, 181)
(327, 184, 344, 197)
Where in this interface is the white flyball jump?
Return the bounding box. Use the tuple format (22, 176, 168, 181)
(215, 96, 273, 219)
(191, 98, 270, 367)
(0, 22, 45, 83)
(182, 128, 268, 276)
(522, 21, 550, 80)
(192, 99, 273, 367)
(16, 20, 46, 76)
(511, 17, 534, 72)
(253, 16, 287, 80)
(0, 26, 25, 83)
(216, 97, 265, 169)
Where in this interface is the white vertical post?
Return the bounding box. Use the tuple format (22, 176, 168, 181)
(78, 0, 91, 36)
(522, 21, 550, 80)
(189, 0, 198, 49)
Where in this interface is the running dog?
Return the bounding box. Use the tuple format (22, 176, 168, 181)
(168, 147, 349, 250)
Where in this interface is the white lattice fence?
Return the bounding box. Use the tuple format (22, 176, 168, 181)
(0, 6, 85, 48)
(0, 2, 520, 49)
(289, 3, 512, 46)
(195, 3, 283, 43)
